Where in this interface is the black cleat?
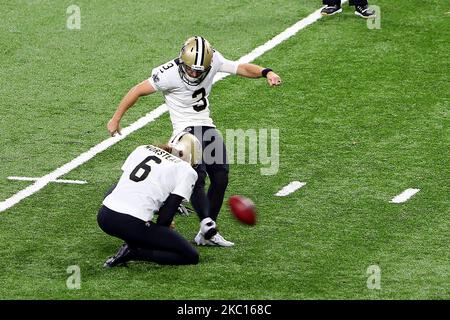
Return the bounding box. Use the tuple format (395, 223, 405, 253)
(355, 5, 376, 19)
(321, 5, 342, 16)
(103, 243, 131, 268)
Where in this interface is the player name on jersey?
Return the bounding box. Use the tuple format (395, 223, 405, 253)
(144, 145, 181, 163)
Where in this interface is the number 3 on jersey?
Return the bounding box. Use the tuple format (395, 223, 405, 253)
(193, 88, 209, 112)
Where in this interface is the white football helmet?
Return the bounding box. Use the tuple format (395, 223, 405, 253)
(178, 36, 213, 86)
(169, 132, 202, 167)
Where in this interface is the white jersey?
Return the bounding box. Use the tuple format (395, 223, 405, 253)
(148, 50, 239, 134)
(103, 145, 198, 222)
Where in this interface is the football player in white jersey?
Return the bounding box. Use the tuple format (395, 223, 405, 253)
(107, 36, 281, 247)
(98, 133, 220, 267)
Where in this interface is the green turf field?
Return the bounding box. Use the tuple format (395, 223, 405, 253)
(0, 0, 448, 299)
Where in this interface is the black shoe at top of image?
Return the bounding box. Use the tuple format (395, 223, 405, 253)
(321, 5, 342, 16)
(103, 243, 131, 268)
(355, 5, 376, 19)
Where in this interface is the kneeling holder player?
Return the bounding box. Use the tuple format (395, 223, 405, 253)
(97, 133, 218, 267)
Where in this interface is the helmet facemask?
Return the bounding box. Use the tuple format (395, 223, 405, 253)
(179, 64, 211, 86)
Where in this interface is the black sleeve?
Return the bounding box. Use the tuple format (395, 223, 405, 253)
(156, 194, 184, 227)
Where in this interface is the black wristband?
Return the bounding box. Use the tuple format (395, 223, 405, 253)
(261, 68, 273, 78)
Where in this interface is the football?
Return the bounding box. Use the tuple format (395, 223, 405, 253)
(228, 195, 257, 225)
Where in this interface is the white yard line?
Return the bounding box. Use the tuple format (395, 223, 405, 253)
(8, 176, 87, 185)
(390, 188, 421, 203)
(0, 105, 167, 212)
(275, 181, 306, 197)
(0, 4, 340, 213)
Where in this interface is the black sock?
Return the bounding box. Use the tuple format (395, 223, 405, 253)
(207, 170, 228, 222)
(190, 171, 210, 221)
(323, 0, 341, 6)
